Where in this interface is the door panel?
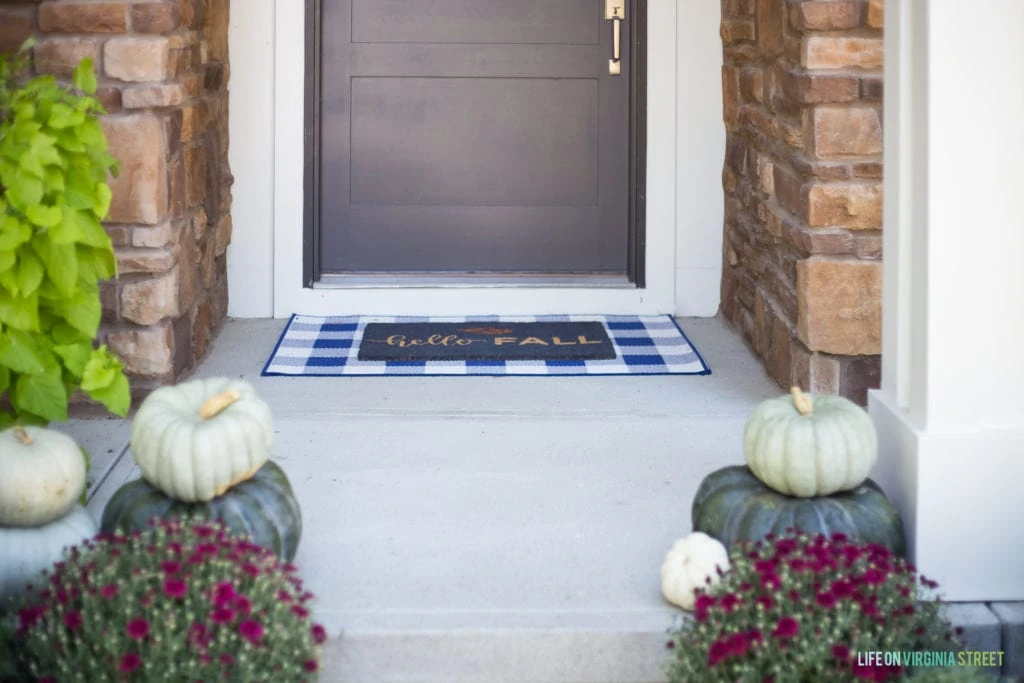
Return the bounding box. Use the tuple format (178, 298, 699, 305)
(352, 0, 599, 44)
(317, 0, 632, 275)
(351, 78, 598, 206)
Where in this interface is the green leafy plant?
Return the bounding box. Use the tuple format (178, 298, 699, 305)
(0, 40, 129, 427)
(665, 532, 962, 682)
(6, 517, 325, 681)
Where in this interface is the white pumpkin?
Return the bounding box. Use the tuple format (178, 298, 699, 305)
(744, 386, 878, 498)
(0, 426, 87, 527)
(0, 504, 97, 604)
(130, 377, 274, 503)
(660, 532, 730, 610)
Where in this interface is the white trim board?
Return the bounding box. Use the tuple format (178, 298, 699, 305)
(227, 1, 724, 318)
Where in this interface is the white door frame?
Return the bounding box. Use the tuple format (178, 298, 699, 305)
(269, 1, 677, 317)
(227, 1, 724, 319)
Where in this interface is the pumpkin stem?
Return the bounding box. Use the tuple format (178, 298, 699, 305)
(12, 425, 34, 445)
(198, 390, 242, 420)
(790, 386, 814, 416)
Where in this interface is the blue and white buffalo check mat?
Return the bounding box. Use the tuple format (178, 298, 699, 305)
(261, 315, 711, 377)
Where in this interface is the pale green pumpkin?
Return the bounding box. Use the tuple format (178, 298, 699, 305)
(0, 426, 87, 527)
(743, 387, 877, 497)
(130, 378, 274, 503)
(0, 505, 97, 604)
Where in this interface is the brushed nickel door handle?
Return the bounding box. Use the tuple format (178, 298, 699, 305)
(606, 0, 625, 76)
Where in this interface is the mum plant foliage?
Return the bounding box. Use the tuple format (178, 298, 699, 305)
(6, 517, 325, 681)
(0, 42, 129, 427)
(666, 532, 962, 683)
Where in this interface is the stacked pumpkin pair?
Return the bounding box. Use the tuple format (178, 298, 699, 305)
(693, 386, 907, 556)
(0, 426, 97, 604)
(100, 378, 303, 562)
(660, 387, 907, 611)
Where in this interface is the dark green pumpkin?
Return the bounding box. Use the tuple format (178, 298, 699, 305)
(100, 461, 302, 561)
(692, 466, 906, 556)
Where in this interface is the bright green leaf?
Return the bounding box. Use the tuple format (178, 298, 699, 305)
(49, 289, 99, 337)
(48, 102, 85, 130)
(50, 207, 85, 244)
(77, 246, 115, 282)
(94, 183, 112, 218)
(18, 150, 44, 178)
(0, 219, 33, 251)
(80, 351, 117, 392)
(72, 59, 98, 96)
(6, 174, 43, 209)
(13, 366, 68, 422)
(17, 251, 44, 296)
(0, 251, 15, 274)
(53, 341, 92, 377)
(33, 238, 78, 297)
(0, 288, 38, 331)
(87, 372, 129, 417)
(26, 204, 62, 228)
(50, 322, 87, 346)
(0, 329, 47, 374)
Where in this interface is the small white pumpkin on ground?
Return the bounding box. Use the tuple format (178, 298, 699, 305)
(0, 504, 97, 604)
(0, 425, 87, 527)
(660, 532, 730, 610)
(130, 377, 274, 503)
(743, 386, 878, 498)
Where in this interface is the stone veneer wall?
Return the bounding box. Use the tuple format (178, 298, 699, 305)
(0, 0, 231, 409)
(719, 0, 884, 404)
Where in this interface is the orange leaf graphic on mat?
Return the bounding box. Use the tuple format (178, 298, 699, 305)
(458, 327, 514, 336)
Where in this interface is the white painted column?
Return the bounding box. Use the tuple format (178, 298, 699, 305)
(869, 0, 1024, 601)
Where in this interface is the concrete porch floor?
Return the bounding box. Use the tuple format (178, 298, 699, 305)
(60, 316, 1021, 682)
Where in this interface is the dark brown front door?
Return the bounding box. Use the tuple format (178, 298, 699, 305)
(311, 0, 638, 279)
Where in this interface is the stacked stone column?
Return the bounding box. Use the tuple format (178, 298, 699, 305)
(0, 0, 232, 409)
(719, 0, 884, 404)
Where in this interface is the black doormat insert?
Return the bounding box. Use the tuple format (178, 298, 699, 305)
(357, 321, 617, 362)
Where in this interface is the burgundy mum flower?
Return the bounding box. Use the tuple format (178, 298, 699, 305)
(213, 582, 236, 605)
(242, 563, 260, 578)
(708, 638, 731, 667)
(276, 589, 294, 603)
(304, 660, 319, 672)
(771, 617, 799, 639)
(815, 590, 837, 610)
(160, 560, 181, 574)
(188, 622, 209, 647)
(862, 569, 886, 586)
(126, 618, 150, 641)
(694, 593, 717, 622)
(774, 538, 797, 555)
(18, 606, 45, 632)
(220, 653, 235, 666)
(760, 572, 781, 591)
(755, 595, 773, 610)
(101, 584, 119, 600)
(311, 624, 327, 645)
(832, 644, 851, 661)
(291, 605, 310, 619)
(63, 611, 83, 631)
(831, 579, 854, 599)
(194, 525, 215, 538)
(754, 559, 777, 575)
(197, 543, 219, 556)
(720, 593, 741, 613)
(787, 589, 801, 603)
(724, 632, 752, 657)
(120, 652, 142, 673)
(163, 578, 187, 599)
(233, 595, 252, 615)
(238, 619, 264, 644)
(211, 607, 236, 625)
